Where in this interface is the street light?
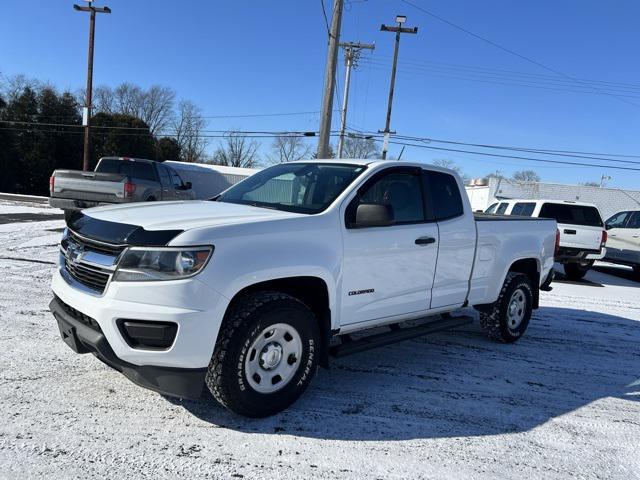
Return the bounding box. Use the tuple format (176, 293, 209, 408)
(395, 15, 407, 24)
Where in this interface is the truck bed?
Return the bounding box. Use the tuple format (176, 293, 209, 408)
(50, 170, 128, 204)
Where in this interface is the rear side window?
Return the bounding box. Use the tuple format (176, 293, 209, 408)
(132, 163, 156, 181)
(426, 171, 463, 220)
(539, 203, 603, 227)
(495, 203, 509, 215)
(158, 165, 172, 187)
(511, 202, 536, 217)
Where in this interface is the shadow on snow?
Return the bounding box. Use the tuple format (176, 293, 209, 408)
(167, 306, 640, 440)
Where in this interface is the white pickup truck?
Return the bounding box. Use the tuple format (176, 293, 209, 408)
(485, 199, 607, 280)
(50, 160, 557, 417)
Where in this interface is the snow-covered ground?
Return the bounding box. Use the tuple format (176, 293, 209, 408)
(0, 201, 638, 479)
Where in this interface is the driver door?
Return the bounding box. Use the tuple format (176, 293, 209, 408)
(340, 167, 439, 327)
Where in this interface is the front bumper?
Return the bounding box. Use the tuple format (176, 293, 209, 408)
(51, 266, 231, 397)
(50, 296, 206, 399)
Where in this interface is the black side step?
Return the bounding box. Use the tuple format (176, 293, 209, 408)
(329, 315, 473, 358)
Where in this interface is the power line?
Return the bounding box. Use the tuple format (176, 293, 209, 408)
(360, 59, 640, 99)
(400, 0, 640, 109)
(371, 55, 640, 92)
(371, 137, 640, 172)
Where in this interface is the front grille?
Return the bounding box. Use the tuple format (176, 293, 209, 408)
(54, 294, 101, 331)
(64, 259, 111, 293)
(67, 230, 126, 257)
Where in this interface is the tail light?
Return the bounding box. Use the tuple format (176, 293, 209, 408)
(124, 182, 136, 198)
(601, 230, 607, 246)
(554, 229, 560, 256)
(49, 175, 55, 194)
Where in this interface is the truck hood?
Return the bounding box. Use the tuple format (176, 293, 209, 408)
(83, 200, 302, 231)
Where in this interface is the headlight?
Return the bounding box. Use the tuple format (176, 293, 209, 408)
(113, 247, 213, 282)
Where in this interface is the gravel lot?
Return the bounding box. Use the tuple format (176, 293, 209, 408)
(0, 200, 639, 479)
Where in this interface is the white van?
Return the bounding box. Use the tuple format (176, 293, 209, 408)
(485, 199, 607, 280)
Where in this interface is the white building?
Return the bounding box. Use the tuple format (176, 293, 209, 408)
(465, 177, 640, 221)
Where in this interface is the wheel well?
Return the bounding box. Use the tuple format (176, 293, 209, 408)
(508, 258, 540, 308)
(227, 276, 332, 368)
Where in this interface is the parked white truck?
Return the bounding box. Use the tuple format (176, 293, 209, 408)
(50, 160, 557, 417)
(485, 199, 607, 280)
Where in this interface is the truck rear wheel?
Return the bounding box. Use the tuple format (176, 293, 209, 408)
(478, 272, 533, 343)
(563, 262, 589, 281)
(205, 291, 320, 417)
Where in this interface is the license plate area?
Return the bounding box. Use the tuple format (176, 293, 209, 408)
(56, 316, 91, 354)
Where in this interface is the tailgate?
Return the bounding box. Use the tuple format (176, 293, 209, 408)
(558, 223, 602, 250)
(51, 170, 128, 203)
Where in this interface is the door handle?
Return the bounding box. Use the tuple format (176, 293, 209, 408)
(415, 236, 436, 246)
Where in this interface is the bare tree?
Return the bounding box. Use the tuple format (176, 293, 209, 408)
(1, 74, 39, 102)
(581, 181, 600, 187)
(512, 170, 541, 182)
(140, 85, 175, 135)
(113, 83, 144, 118)
(342, 136, 380, 159)
(211, 131, 260, 168)
(173, 100, 207, 163)
(268, 135, 311, 164)
(92, 85, 115, 113)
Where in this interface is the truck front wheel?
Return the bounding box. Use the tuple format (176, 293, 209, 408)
(205, 292, 320, 417)
(478, 272, 533, 343)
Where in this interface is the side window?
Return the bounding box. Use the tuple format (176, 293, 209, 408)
(169, 169, 183, 188)
(606, 211, 630, 229)
(626, 212, 640, 229)
(485, 203, 498, 214)
(426, 171, 464, 220)
(511, 202, 536, 217)
(158, 166, 172, 188)
(495, 203, 509, 215)
(354, 170, 425, 224)
(132, 162, 156, 181)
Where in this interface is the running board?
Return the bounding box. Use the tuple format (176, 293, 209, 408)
(329, 315, 473, 358)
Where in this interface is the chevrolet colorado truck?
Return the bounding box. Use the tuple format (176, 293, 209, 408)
(49, 157, 195, 218)
(50, 160, 557, 417)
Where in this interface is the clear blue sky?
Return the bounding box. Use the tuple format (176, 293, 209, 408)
(1, 0, 639, 187)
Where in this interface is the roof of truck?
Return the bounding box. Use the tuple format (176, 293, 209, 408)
(494, 198, 599, 208)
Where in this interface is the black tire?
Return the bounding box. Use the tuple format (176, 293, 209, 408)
(563, 263, 588, 281)
(205, 291, 320, 417)
(478, 272, 533, 343)
(146, 196, 156, 201)
(63, 210, 75, 223)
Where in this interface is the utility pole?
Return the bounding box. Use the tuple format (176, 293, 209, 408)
(74, 0, 111, 171)
(379, 15, 417, 160)
(336, 42, 375, 158)
(317, 0, 344, 159)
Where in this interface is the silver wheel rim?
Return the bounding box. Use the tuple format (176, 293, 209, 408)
(245, 323, 303, 394)
(507, 288, 527, 330)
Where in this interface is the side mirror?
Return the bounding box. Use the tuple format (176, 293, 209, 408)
(354, 203, 394, 227)
(185, 181, 192, 190)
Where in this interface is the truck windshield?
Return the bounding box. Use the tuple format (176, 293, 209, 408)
(216, 162, 366, 214)
(539, 203, 603, 227)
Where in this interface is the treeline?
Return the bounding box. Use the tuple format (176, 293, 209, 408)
(0, 74, 383, 196)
